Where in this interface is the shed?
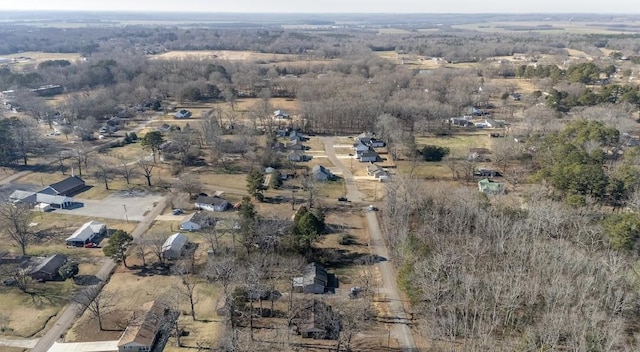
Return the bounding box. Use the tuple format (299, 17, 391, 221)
(162, 233, 188, 260)
(29, 253, 67, 282)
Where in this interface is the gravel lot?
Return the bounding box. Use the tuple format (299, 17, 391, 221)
(55, 192, 165, 221)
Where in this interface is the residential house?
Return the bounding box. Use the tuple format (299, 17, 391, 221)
(162, 233, 189, 260)
(288, 150, 307, 162)
(289, 130, 307, 142)
(286, 139, 305, 151)
(273, 110, 290, 119)
(118, 300, 171, 352)
(367, 164, 389, 181)
(271, 141, 286, 152)
(358, 151, 379, 163)
(478, 178, 504, 195)
(293, 262, 330, 294)
(173, 109, 192, 119)
(475, 168, 501, 177)
(66, 220, 107, 246)
(180, 212, 215, 232)
(368, 138, 386, 148)
(39, 176, 86, 196)
(450, 117, 473, 127)
(29, 253, 67, 282)
(311, 165, 333, 182)
(484, 118, 504, 129)
(353, 140, 370, 153)
(195, 195, 229, 212)
(292, 299, 340, 340)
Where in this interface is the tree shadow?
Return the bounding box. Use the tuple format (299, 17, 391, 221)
(73, 275, 102, 286)
(311, 248, 386, 268)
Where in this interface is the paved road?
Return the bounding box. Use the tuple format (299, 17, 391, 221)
(31, 196, 169, 352)
(321, 136, 367, 202)
(0, 337, 39, 348)
(323, 137, 417, 351)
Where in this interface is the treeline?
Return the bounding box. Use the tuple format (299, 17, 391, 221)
(383, 179, 640, 351)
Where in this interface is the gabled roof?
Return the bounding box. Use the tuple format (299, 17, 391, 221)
(367, 164, 384, 173)
(30, 253, 66, 276)
(180, 212, 214, 227)
(118, 301, 168, 348)
(162, 233, 188, 253)
(195, 195, 228, 206)
(43, 176, 85, 195)
(302, 262, 328, 286)
(311, 165, 331, 176)
(35, 193, 73, 205)
(66, 221, 105, 243)
(359, 151, 379, 158)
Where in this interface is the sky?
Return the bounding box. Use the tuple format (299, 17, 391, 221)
(1, 0, 640, 14)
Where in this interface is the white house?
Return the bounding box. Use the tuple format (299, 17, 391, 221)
(162, 233, 188, 260)
(179, 212, 214, 232)
(194, 195, 229, 212)
(66, 221, 106, 246)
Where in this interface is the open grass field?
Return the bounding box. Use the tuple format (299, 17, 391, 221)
(0, 52, 82, 70)
(451, 21, 640, 35)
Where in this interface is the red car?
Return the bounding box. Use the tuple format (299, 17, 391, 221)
(84, 242, 98, 248)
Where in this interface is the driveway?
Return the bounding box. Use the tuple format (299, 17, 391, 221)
(0, 337, 39, 348)
(56, 192, 165, 221)
(48, 340, 118, 352)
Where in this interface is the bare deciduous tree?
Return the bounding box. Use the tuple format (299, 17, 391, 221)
(71, 285, 115, 331)
(0, 203, 34, 255)
(137, 156, 155, 187)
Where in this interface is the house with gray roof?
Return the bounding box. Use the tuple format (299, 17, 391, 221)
(39, 176, 86, 196)
(29, 253, 67, 282)
(293, 262, 330, 294)
(66, 221, 106, 246)
(195, 195, 229, 212)
(180, 212, 215, 231)
(162, 233, 189, 260)
(311, 165, 333, 182)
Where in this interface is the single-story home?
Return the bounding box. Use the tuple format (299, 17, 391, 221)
(29, 253, 67, 282)
(288, 150, 307, 162)
(118, 300, 170, 352)
(66, 220, 106, 246)
(293, 262, 329, 294)
(367, 164, 389, 181)
(368, 138, 386, 148)
(39, 176, 86, 196)
(287, 139, 305, 151)
(174, 109, 192, 119)
(195, 195, 229, 212)
(311, 165, 333, 182)
(478, 178, 504, 195)
(9, 190, 74, 209)
(162, 233, 189, 260)
(353, 140, 370, 153)
(180, 212, 215, 232)
(358, 151, 379, 163)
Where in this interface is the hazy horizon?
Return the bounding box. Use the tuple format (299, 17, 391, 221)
(1, 0, 639, 14)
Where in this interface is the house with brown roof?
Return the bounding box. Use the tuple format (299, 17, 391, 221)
(292, 299, 340, 340)
(118, 301, 171, 352)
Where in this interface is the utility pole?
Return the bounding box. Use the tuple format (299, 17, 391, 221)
(122, 204, 129, 223)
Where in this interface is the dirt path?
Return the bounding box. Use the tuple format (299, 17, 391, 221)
(321, 136, 367, 202)
(322, 136, 417, 350)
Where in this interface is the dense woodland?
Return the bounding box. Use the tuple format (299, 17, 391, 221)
(4, 13, 640, 351)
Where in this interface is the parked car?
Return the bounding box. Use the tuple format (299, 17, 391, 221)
(172, 208, 184, 215)
(338, 196, 348, 202)
(84, 242, 98, 248)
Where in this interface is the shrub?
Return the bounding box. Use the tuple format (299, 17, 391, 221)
(419, 145, 450, 162)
